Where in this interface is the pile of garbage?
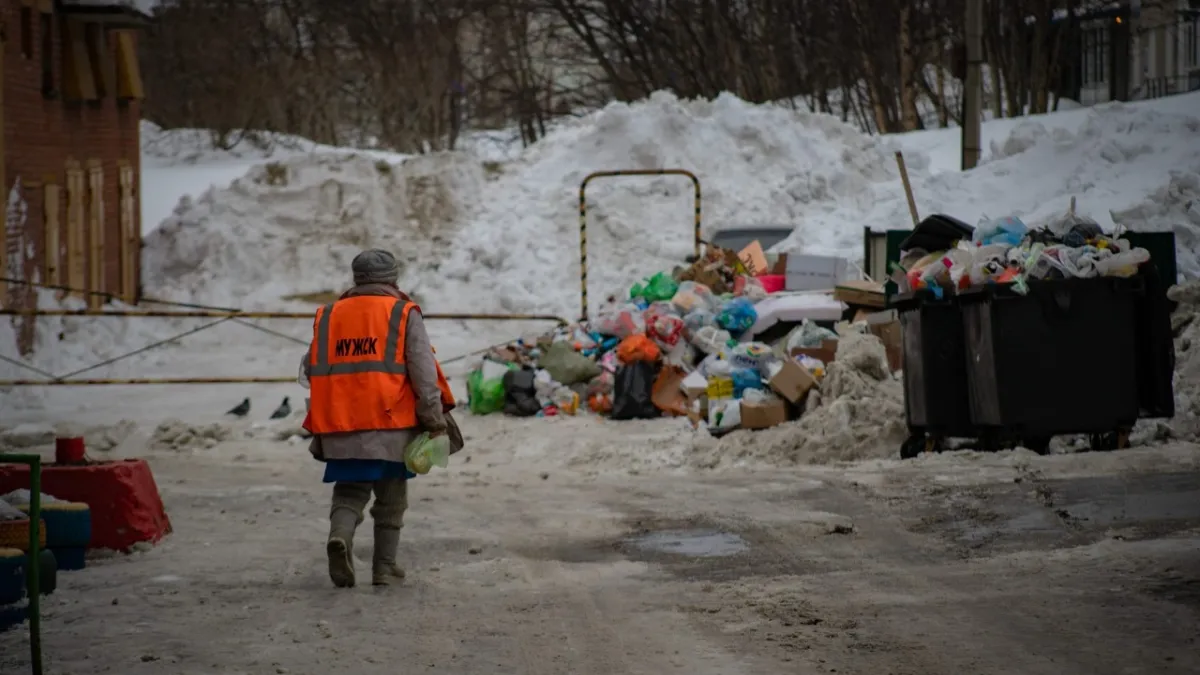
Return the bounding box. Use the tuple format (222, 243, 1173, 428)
(893, 210, 1151, 296)
(466, 242, 902, 434)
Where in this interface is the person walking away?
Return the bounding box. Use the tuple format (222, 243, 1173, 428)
(299, 249, 463, 588)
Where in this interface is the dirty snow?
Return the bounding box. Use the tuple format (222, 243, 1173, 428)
(693, 332, 907, 468)
(1168, 280, 1200, 441)
(142, 152, 486, 309)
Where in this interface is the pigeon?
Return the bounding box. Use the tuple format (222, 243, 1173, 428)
(226, 397, 251, 417)
(269, 397, 291, 420)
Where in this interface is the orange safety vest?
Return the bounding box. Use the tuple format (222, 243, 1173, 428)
(302, 295, 456, 435)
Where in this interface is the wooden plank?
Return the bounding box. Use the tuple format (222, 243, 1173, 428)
(61, 19, 98, 102)
(87, 161, 105, 309)
(85, 23, 113, 97)
(118, 163, 136, 302)
(66, 161, 86, 298)
(115, 31, 144, 100)
(833, 279, 887, 309)
(43, 183, 62, 286)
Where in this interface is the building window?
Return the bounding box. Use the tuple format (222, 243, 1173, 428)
(41, 12, 57, 98)
(20, 7, 34, 58)
(1186, 18, 1199, 70)
(1081, 26, 1109, 86)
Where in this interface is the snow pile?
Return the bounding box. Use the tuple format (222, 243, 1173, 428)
(427, 93, 1200, 318)
(906, 100, 1200, 273)
(1113, 171, 1200, 276)
(0, 499, 23, 521)
(1168, 281, 1200, 441)
(141, 121, 320, 164)
(428, 92, 900, 316)
(0, 419, 136, 452)
(142, 152, 486, 308)
(137, 91, 1200, 321)
(150, 419, 233, 451)
(692, 332, 906, 467)
(0, 423, 57, 449)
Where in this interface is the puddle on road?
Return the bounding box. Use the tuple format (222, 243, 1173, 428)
(627, 529, 748, 558)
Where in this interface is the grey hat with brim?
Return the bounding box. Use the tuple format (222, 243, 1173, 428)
(352, 249, 400, 285)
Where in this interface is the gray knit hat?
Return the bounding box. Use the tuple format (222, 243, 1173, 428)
(351, 249, 400, 285)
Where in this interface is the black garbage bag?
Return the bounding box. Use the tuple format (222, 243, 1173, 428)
(611, 361, 661, 420)
(899, 214, 974, 254)
(503, 368, 542, 417)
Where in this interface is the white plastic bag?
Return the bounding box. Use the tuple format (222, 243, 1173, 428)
(671, 281, 719, 313)
(1093, 247, 1150, 278)
(691, 325, 732, 355)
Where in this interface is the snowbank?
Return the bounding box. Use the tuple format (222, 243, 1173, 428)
(141, 91, 1200, 320)
(143, 152, 487, 308)
(140, 121, 410, 236)
(1168, 280, 1200, 441)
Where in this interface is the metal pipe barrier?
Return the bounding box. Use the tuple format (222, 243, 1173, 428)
(1, 454, 43, 675)
(0, 283, 568, 386)
(0, 309, 569, 322)
(578, 169, 702, 322)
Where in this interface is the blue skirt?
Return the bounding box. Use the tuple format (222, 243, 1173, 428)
(322, 459, 416, 484)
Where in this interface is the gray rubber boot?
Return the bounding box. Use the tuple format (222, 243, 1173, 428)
(327, 508, 358, 588)
(371, 526, 405, 586)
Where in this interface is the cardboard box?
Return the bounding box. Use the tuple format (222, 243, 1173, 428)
(833, 279, 886, 308)
(867, 319, 903, 373)
(680, 370, 708, 398)
(740, 398, 789, 429)
(785, 254, 849, 291)
(738, 241, 769, 277)
(767, 358, 819, 404)
(790, 338, 839, 367)
(652, 365, 689, 416)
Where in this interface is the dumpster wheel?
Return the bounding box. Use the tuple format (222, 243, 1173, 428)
(900, 433, 925, 459)
(1089, 428, 1132, 452)
(1022, 436, 1052, 456)
(900, 433, 944, 459)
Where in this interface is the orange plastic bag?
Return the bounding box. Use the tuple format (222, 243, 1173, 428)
(616, 334, 661, 363)
(588, 392, 612, 414)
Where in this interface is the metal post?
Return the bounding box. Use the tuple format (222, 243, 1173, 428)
(3, 454, 43, 675)
(28, 456, 41, 675)
(578, 169, 702, 322)
(963, 0, 984, 170)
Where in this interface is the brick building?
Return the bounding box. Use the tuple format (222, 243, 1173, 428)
(2, 0, 147, 353)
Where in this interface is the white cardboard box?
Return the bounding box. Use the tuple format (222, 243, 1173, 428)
(785, 254, 850, 291)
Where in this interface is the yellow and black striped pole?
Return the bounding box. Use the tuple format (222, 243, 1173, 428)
(578, 169, 702, 322)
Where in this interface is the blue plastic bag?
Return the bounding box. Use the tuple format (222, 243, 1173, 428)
(730, 368, 765, 398)
(717, 298, 757, 336)
(973, 215, 1027, 247)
